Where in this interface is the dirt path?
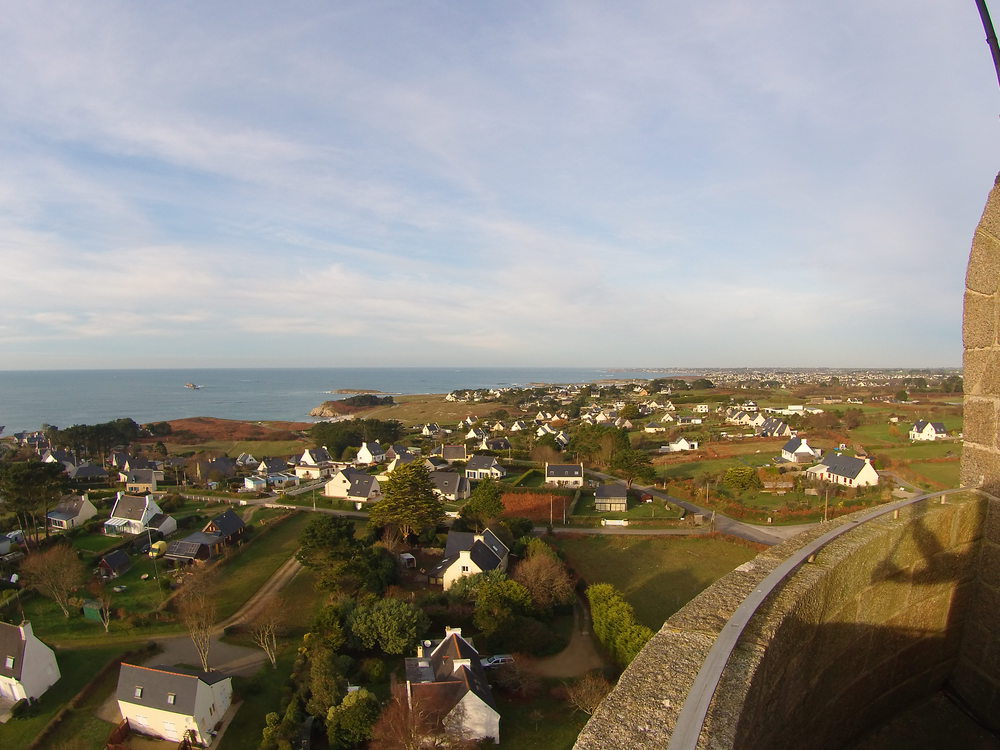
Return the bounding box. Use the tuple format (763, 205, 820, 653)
(219, 553, 303, 630)
(532, 596, 608, 678)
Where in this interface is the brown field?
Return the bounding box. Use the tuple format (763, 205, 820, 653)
(158, 416, 311, 443)
(502, 492, 568, 523)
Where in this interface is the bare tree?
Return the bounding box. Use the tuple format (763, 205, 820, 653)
(88, 580, 114, 632)
(176, 569, 218, 671)
(512, 553, 575, 613)
(565, 671, 612, 715)
(370, 684, 432, 750)
(248, 594, 286, 667)
(20, 545, 85, 617)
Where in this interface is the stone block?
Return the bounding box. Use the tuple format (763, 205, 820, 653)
(950, 664, 1000, 732)
(979, 539, 1000, 588)
(948, 493, 987, 548)
(961, 397, 997, 449)
(961, 444, 1000, 489)
(967, 230, 1000, 294)
(985, 495, 1000, 543)
(963, 290, 997, 349)
(962, 348, 994, 396)
(973, 181, 1000, 244)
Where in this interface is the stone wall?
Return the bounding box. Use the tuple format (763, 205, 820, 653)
(955, 174, 1000, 724)
(573, 493, 988, 749)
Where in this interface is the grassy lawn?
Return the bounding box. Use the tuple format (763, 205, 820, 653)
(211, 512, 311, 620)
(880, 442, 962, 461)
(907, 460, 962, 488)
(572, 493, 682, 521)
(514, 469, 545, 488)
(358, 393, 503, 426)
(72, 532, 124, 556)
(655, 455, 773, 480)
(217, 646, 296, 750)
(496, 686, 590, 750)
(165, 438, 306, 457)
(555, 535, 756, 630)
(0, 644, 128, 750)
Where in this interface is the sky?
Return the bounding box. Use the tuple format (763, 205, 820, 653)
(0, 1, 997, 370)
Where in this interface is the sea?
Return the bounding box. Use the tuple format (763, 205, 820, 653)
(0, 367, 664, 434)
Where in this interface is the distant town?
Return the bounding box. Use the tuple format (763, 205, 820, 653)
(0, 367, 964, 748)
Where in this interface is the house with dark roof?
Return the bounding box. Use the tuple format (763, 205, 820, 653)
(805, 454, 880, 488)
(909, 420, 948, 441)
(47, 494, 98, 531)
(429, 471, 471, 503)
(403, 627, 499, 743)
(324, 467, 371, 499)
(544, 462, 584, 488)
(99, 549, 132, 579)
(123, 469, 160, 494)
(116, 663, 232, 745)
(0, 621, 60, 707)
(437, 445, 468, 463)
(480, 436, 512, 453)
(758, 418, 792, 438)
(256, 457, 290, 476)
(464, 455, 507, 481)
(780, 437, 821, 463)
(356, 441, 386, 465)
(298, 446, 333, 466)
(67, 462, 108, 483)
(104, 494, 174, 537)
(346, 474, 382, 506)
(165, 510, 246, 564)
(429, 529, 509, 590)
(595, 483, 628, 513)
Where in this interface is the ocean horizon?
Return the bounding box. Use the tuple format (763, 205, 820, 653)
(0, 366, 668, 435)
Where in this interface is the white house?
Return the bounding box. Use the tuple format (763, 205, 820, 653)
(644, 422, 668, 434)
(0, 621, 60, 705)
(298, 447, 333, 466)
(544, 463, 584, 488)
(116, 663, 232, 745)
(404, 628, 500, 743)
(244, 475, 267, 492)
(429, 471, 471, 502)
(104, 494, 175, 537)
(693, 404, 710, 413)
(909, 420, 948, 441)
(509, 420, 529, 432)
(661, 437, 699, 453)
(464, 455, 507, 481)
(324, 468, 370, 498)
(421, 423, 441, 437)
(806, 454, 880, 488)
(346, 474, 381, 506)
(780, 437, 821, 464)
(429, 529, 509, 590)
(47, 494, 98, 531)
(356, 441, 386, 465)
(595, 484, 628, 512)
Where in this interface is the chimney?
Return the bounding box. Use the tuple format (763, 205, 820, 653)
(444, 626, 462, 638)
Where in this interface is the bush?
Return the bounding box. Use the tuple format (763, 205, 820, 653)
(587, 583, 653, 667)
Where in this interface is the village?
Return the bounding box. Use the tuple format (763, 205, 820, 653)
(0, 370, 964, 749)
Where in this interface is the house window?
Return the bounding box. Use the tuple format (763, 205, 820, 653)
(461, 565, 469, 572)
(134, 686, 143, 698)
(167, 693, 176, 705)
(4, 656, 14, 669)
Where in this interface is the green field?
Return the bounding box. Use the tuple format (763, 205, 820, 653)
(165, 438, 307, 457)
(554, 535, 756, 630)
(496, 686, 591, 750)
(655, 455, 773, 480)
(880, 442, 962, 461)
(907, 460, 962, 488)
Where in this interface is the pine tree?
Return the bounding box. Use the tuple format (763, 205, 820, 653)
(369, 461, 443, 539)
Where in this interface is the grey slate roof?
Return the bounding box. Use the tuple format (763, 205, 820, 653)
(0, 622, 28, 681)
(439, 445, 468, 461)
(68, 463, 107, 480)
(596, 483, 628, 500)
(465, 455, 502, 472)
(51, 495, 87, 518)
(347, 474, 378, 498)
(111, 495, 149, 521)
(782, 437, 805, 453)
(117, 663, 228, 715)
(204, 509, 244, 539)
(546, 463, 583, 478)
(101, 549, 131, 576)
(430, 471, 469, 497)
(816, 453, 869, 480)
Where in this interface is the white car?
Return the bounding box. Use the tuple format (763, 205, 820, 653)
(480, 654, 514, 669)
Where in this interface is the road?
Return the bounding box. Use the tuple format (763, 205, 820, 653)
(585, 470, 817, 546)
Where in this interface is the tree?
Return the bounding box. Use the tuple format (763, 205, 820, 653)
(296, 516, 360, 591)
(691, 378, 715, 389)
(565, 671, 612, 714)
(248, 594, 286, 667)
(307, 642, 347, 717)
(369, 462, 443, 539)
(474, 576, 532, 635)
(327, 687, 381, 749)
(610, 448, 655, 489)
(460, 479, 505, 531)
(512, 553, 574, 614)
(20, 545, 85, 617)
(619, 403, 640, 420)
(896, 389, 909, 402)
(0, 461, 70, 543)
(350, 598, 429, 655)
(370, 684, 435, 750)
(88, 579, 114, 632)
(177, 569, 218, 671)
(722, 466, 761, 494)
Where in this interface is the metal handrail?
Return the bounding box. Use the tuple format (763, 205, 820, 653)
(666, 486, 984, 750)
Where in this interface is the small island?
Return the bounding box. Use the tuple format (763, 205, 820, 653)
(330, 388, 386, 394)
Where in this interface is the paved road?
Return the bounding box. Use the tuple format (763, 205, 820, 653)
(586, 470, 816, 546)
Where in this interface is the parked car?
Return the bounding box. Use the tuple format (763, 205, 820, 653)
(480, 654, 514, 669)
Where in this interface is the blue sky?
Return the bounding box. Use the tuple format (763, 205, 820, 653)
(0, 1, 995, 369)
